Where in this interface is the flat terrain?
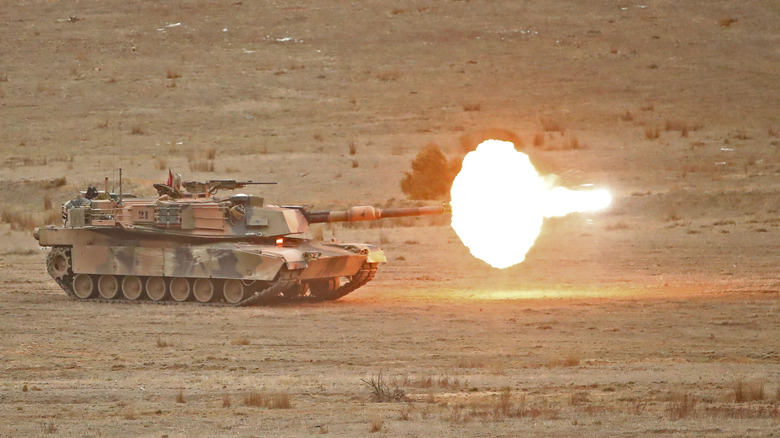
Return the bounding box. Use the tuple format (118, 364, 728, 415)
(0, 1, 778, 436)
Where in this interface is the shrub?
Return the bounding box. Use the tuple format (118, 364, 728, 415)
(400, 144, 455, 200)
(362, 371, 407, 402)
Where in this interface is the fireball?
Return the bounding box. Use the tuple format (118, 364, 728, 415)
(450, 140, 611, 269)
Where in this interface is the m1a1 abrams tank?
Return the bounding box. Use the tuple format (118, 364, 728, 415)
(33, 175, 450, 306)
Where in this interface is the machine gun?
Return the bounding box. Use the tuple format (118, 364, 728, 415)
(181, 179, 277, 195)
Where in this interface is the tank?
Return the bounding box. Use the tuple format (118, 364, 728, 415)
(33, 175, 450, 306)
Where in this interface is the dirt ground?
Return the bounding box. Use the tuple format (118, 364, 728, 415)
(1, 1, 778, 437)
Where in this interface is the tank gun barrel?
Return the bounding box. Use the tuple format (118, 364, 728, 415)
(305, 204, 450, 224)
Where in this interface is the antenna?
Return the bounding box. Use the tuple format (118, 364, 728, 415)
(119, 168, 123, 205)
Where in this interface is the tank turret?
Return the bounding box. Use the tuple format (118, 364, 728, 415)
(34, 174, 450, 306)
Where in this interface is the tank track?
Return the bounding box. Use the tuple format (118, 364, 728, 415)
(306, 262, 378, 302)
(45, 247, 376, 306)
(331, 262, 378, 299)
(46, 247, 300, 307)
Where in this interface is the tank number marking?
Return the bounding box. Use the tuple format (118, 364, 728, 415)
(133, 207, 155, 223)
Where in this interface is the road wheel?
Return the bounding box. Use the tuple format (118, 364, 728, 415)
(223, 280, 247, 304)
(72, 274, 95, 299)
(308, 278, 340, 300)
(98, 275, 120, 299)
(122, 276, 144, 300)
(146, 277, 167, 301)
(193, 278, 217, 303)
(170, 277, 191, 302)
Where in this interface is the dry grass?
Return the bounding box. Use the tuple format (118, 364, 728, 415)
(44, 210, 62, 225)
(351, 160, 359, 168)
(122, 405, 137, 420)
(362, 371, 407, 402)
(645, 126, 660, 140)
(156, 337, 173, 348)
(222, 392, 231, 408)
(448, 389, 560, 422)
(375, 70, 400, 81)
(619, 110, 634, 122)
(368, 417, 384, 433)
(349, 141, 357, 155)
(243, 391, 292, 409)
(533, 131, 545, 147)
(155, 157, 167, 170)
(1, 208, 60, 230)
(379, 232, 391, 244)
(540, 116, 564, 133)
(548, 355, 581, 367)
(605, 221, 629, 231)
(704, 405, 780, 419)
(733, 380, 765, 402)
(564, 136, 582, 150)
(187, 149, 217, 172)
(666, 212, 682, 222)
(166, 68, 181, 79)
(189, 159, 215, 172)
(718, 17, 738, 27)
(664, 119, 700, 137)
(45, 176, 68, 188)
(569, 391, 590, 406)
(42, 194, 53, 211)
(175, 389, 185, 403)
(395, 374, 466, 389)
(42, 421, 57, 434)
(130, 126, 144, 135)
(230, 336, 251, 346)
(462, 103, 481, 112)
(666, 393, 695, 419)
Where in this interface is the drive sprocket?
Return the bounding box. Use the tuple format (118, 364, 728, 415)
(46, 247, 72, 281)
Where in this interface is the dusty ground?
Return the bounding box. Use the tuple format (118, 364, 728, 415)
(1, 1, 778, 436)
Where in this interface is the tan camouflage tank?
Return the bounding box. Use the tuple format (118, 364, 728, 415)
(34, 176, 449, 306)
